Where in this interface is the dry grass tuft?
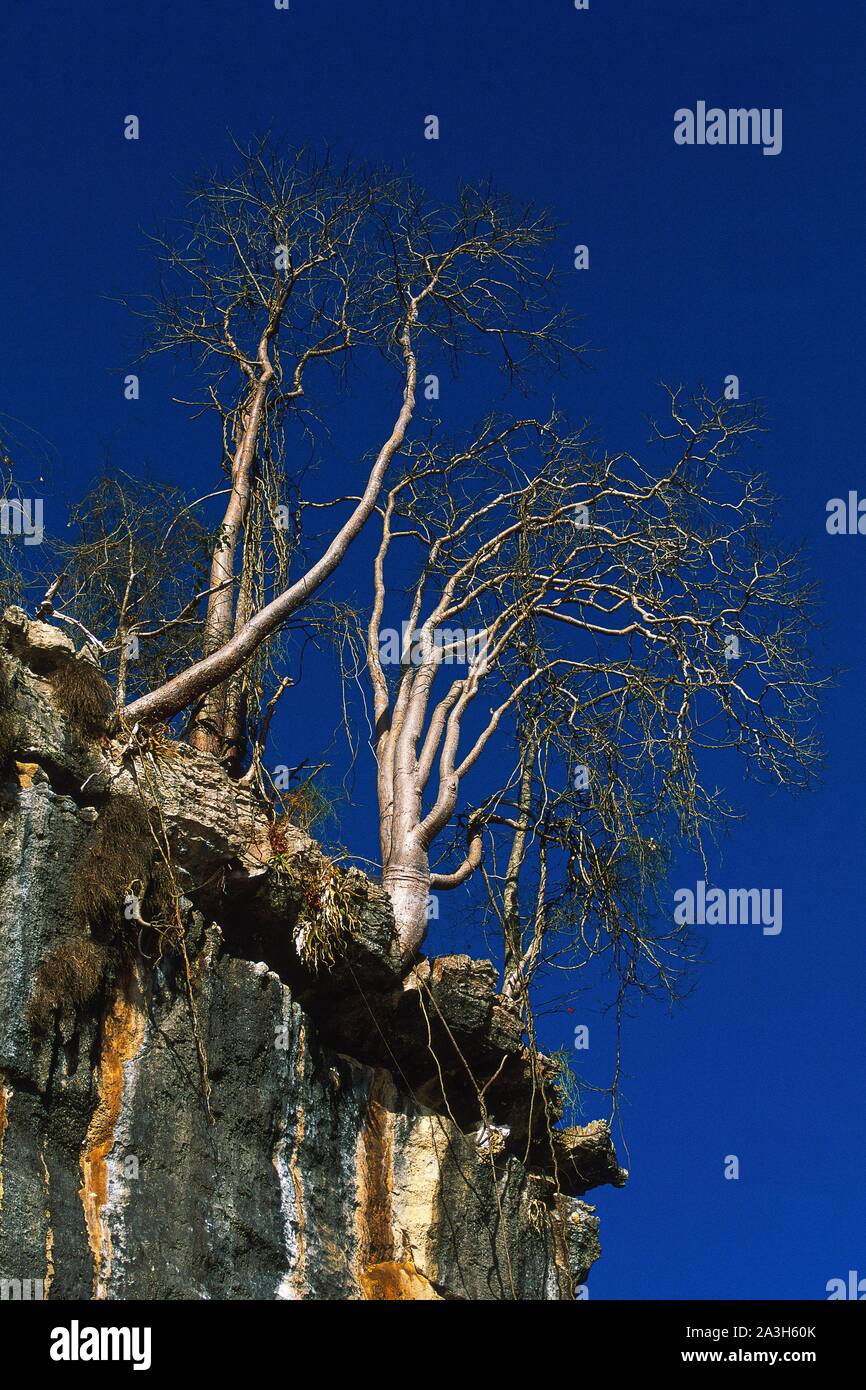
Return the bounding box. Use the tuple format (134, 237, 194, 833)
(28, 793, 179, 1035)
(47, 658, 114, 737)
(69, 794, 157, 934)
(28, 937, 117, 1034)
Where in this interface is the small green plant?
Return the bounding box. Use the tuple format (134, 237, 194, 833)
(271, 849, 368, 972)
(550, 1047, 585, 1128)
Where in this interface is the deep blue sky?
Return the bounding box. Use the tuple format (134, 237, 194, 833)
(1, 0, 863, 1299)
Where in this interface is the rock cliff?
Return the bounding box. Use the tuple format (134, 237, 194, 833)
(0, 609, 625, 1300)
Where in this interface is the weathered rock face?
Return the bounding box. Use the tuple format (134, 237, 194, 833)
(0, 612, 625, 1300)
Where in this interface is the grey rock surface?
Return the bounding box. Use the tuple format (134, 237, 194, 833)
(0, 613, 623, 1299)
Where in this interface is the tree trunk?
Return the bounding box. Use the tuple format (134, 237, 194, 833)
(189, 374, 270, 756)
(124, 312, 419, 734)
(221, 515, 257, 773)
(502, 739, 536, 999)
(381, 842, 431, 963)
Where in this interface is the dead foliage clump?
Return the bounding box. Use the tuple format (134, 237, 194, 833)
(47, 657, 114, 737)
(27, 793, 178, 1036)
(68, 793, 158, 934)
(27, 936, 118, 1035)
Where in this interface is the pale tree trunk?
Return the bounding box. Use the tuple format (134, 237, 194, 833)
(380, 690, 431, 957)
(124, 309, 418, 731)
(377, 656, 485, 961)
(189, 372, 271, 755)
(382, 819, 486, 962)
(116, 628, 129, 710)
(221, 528, 256, 772)
(381, 846, 432, 962)
(502, 737, 536, 999)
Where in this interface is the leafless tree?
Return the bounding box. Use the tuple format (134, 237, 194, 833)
(39, 473, 212, 707)
(477, 680, 689, 1018)
(2, 146, 824, 1001)
(120, 141, 577, 766)
(361, 390, 824, 967)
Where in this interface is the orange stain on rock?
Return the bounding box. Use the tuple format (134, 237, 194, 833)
(79, 977, 146, 1298)
(356, 1069, 395, 1282)
(356, 1070, 440, 1299)
(359, 1259, 442, 1300)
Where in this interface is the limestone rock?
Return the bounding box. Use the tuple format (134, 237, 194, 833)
(0, 615, 624, 1299)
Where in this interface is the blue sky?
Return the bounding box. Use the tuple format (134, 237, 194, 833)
(1, 0, 863, 1298)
